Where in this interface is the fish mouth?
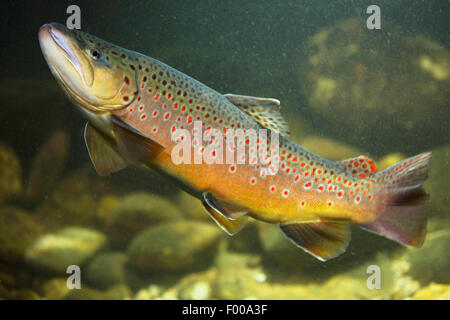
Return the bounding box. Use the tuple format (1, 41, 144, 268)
(39, 23, 101, 111)
(47, 24, 90, 86)
(39, 23, 93, 86)
(39, 23, 132, 112)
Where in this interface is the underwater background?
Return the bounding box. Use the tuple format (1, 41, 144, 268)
(0, 0, 448, 299)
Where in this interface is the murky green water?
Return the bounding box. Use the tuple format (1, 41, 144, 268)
(0, 0, 448, 300)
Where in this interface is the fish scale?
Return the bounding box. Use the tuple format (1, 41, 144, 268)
(39, 23, 432, 261)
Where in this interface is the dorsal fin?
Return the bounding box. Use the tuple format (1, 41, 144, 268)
(336, 156, 378, 178)
(84, 123, 127, 176)
(280, 220, 351, 261)
(224, 94, 290, 136)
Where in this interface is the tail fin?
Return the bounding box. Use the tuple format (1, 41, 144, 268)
(360, 152, 432, 247)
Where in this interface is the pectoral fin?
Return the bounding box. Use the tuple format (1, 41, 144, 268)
(110, 115, 165, 165)
(280, 220, 351, 261)
(202, 192, 248, 235)
(84, 123, 127, 176)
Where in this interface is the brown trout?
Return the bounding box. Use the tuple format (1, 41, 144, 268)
(39, 23, 432, 261)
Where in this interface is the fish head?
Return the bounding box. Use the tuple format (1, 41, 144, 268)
(39, 23, 138, 113)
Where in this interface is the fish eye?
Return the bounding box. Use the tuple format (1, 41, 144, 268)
(89, 48, 102, 60)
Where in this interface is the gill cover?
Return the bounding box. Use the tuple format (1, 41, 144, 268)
(39, 23, 138, 112)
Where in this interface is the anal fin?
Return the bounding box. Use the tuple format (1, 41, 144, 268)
(84, 123, 127, 176)
(280, 220, 351, 261)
